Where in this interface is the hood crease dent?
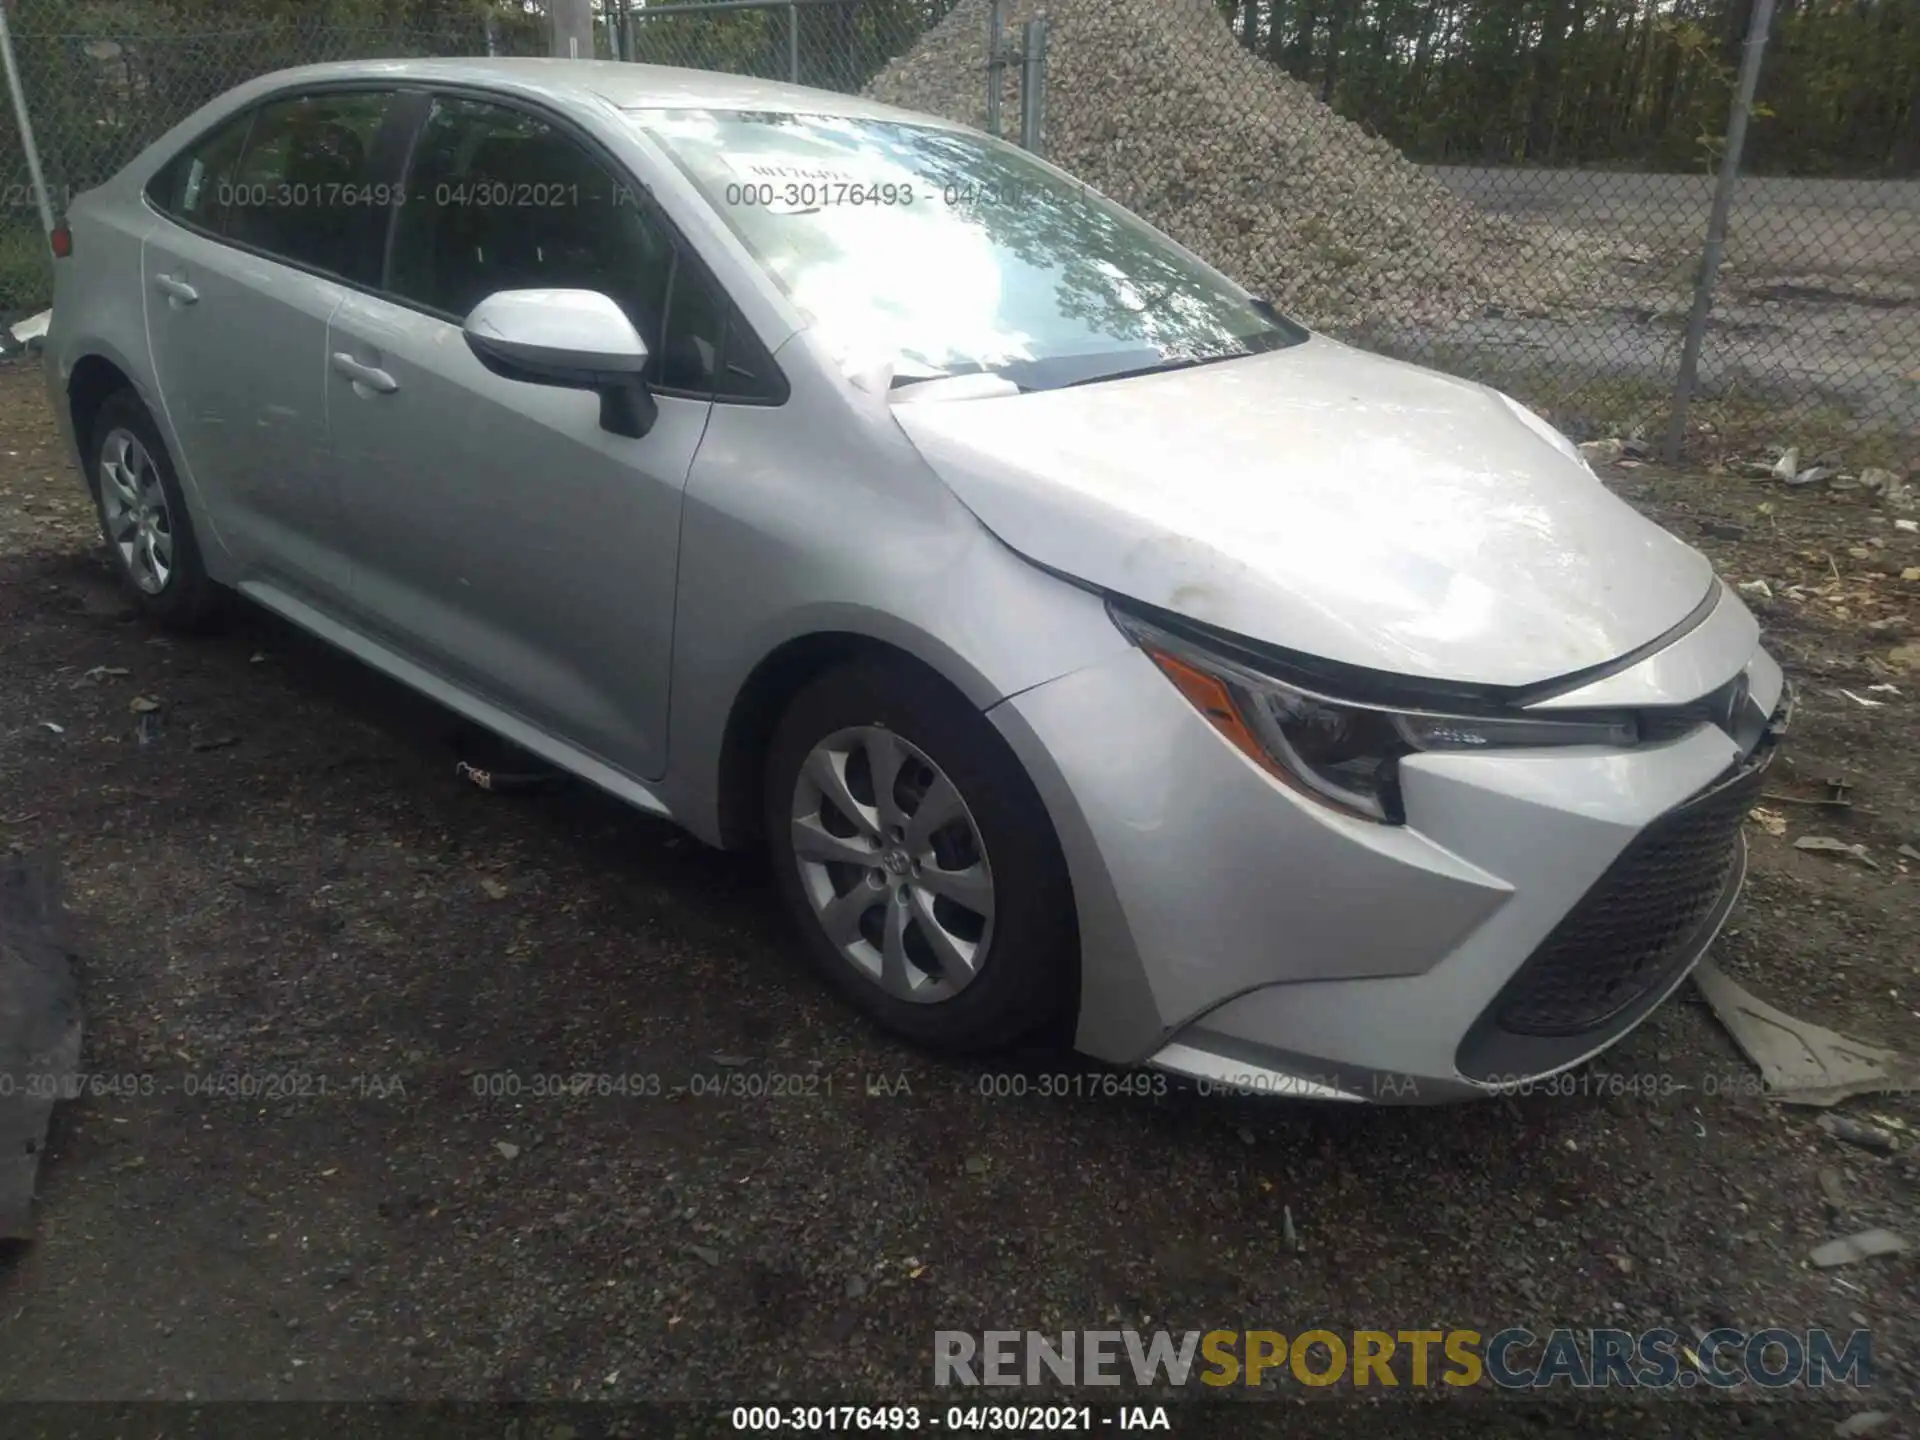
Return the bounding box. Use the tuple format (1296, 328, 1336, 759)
(891, 337, 1715, 689)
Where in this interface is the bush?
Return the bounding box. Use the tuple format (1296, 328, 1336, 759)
(0, 222, 53, 319)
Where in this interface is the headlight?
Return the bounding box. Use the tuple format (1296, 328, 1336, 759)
(1111, 605, 1639, 824)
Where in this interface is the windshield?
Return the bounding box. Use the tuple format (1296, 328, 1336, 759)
(630, 108, 1306, 392)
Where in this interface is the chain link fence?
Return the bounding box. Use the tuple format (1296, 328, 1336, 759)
(0, 15, 501, 319)
(617, 0, 946, 93)
(5, 0, 1917, 462)
(869, 0, 1920, 462)
(0, 1, 934, 324)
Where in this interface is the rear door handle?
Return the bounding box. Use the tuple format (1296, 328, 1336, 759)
(152, 273, 198, 305)
(330, 352, 399, 395)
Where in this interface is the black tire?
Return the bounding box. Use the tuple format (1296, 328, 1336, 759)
(764, 656, 1077, 1053)
(85, 388, 226, 630)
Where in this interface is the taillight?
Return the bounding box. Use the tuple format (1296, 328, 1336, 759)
(49, 225, 72, 259)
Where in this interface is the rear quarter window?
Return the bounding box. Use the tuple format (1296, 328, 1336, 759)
(147, 112, 253, 232)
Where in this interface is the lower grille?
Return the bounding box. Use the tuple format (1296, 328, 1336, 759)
(1490, 749, 1769, 1037)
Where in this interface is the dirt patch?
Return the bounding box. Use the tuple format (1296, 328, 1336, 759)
(1747, 284, 1916, 312)
(0, 362, 1915, 1428)
(1602, 459, 1920, 1045)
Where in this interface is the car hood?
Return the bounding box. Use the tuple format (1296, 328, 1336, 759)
(889, 336, 1714, 689)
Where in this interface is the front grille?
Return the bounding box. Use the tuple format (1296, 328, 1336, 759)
(1636, 701, 1715, 744)
(1489, 748, 1769, 1037)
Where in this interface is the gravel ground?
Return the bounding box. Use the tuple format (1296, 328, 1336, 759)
(0, 361, 1917, 1433)
(868, 0, 1612, 334)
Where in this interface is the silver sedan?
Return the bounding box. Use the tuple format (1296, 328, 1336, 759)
(43, 60, 1786, 1101)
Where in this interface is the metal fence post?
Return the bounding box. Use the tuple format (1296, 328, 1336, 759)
(788, 1, 800, 83)
(1019, 17, 1047, 155)
(985, 0, 1004, 138)
(0, 0, 55, 241)
(1662, 0, 1777, 463)
(550, 0, 595, 59)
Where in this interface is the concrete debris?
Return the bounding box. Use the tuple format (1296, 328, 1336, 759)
(1816, 1166, 1847, 1213)
(7, 309, 49, 355)
(1808, 1229, 1907, 1269)
(1792, 836, 1880, 870)
(1792, 835, 1879, 868)
(1819, 1115, 1899, 1153)
(1833, 1413, 1891, 1438)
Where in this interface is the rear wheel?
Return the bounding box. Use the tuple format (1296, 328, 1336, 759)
(764, 657, 1076, 1053)
(86, 389, 225, 629)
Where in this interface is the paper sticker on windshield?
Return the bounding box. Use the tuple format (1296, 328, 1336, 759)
(716, 151, 924, 215)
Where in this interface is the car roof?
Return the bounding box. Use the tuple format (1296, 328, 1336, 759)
(244, 57, 958, 128)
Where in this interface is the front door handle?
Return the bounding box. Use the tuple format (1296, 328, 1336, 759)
(152, 273, 198, 306)
(330, 352, 399, 395)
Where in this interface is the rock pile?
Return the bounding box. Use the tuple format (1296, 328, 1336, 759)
(867, 0, 1607, 332)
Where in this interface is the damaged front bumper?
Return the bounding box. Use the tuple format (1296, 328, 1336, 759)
(990, 616, 1790, 1104)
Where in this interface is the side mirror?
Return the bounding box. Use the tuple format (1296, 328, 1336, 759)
(462, 288, 658, 439)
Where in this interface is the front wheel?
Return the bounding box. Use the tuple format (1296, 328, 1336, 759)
(764, 658, 1076, 1053)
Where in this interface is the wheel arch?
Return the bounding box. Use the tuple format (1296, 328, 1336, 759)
(66, 351, 141, 464)
(734, 625, 1085, 1050)
(712, 627, 993, 855)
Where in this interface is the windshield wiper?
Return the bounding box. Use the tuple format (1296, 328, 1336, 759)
(1059, 353, 1242, 389)
(888, 371, 1027, 399)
